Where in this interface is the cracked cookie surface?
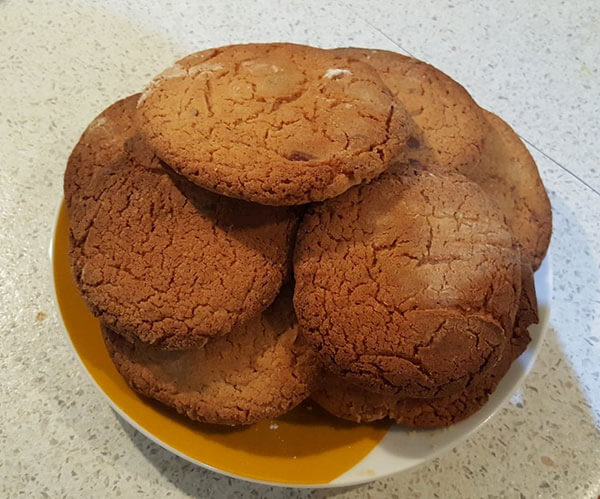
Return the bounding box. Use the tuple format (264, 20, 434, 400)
(65, 95, 298, 349)
(293, 164, 522, 398)
(310, 263, 538, 428)
(335, 48, 488, 172)
(461, 110, 552, 269)
(136, 43, 411, 205)
(64, 94, 139, 232)
(102, 287, 317, 425)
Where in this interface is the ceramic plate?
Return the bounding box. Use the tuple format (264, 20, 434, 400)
(51, 202, 551, 488)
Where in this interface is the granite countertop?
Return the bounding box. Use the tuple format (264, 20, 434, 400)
(1, 0, 599, 497)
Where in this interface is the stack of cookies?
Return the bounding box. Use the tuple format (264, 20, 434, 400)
(64, 43, 551, 428)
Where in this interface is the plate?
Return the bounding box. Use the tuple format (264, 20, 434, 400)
(51, 202, 551, 488)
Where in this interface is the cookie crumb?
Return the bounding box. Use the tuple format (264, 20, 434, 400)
(541, 456, 556, 467)
(36, 312, 47, 322)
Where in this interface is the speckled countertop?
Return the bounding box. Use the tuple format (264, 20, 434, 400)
(1, 0, 599, 497)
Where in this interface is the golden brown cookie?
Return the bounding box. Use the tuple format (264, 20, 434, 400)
(461, 111, 552, 269)
(293, 164, 522, 398)
(64, 94, 139, 234)
(65, 95, 298, 349)
(102, 287, 317, 425)
(334, 48, 488, 172)
(311, 263, 538, 428)
(136, 43, 411, 205)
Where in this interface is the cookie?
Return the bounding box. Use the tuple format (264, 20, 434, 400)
(334, 48, 488, 172)
(64, 94, 139, 233)
(461, 111, 552, 269)
(311, 263, 538, 427)
(293, 164, 522, 398)
(102, 287, 317, 425)
(65, 95, 298, 349)
(136, 43, 411, 205)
